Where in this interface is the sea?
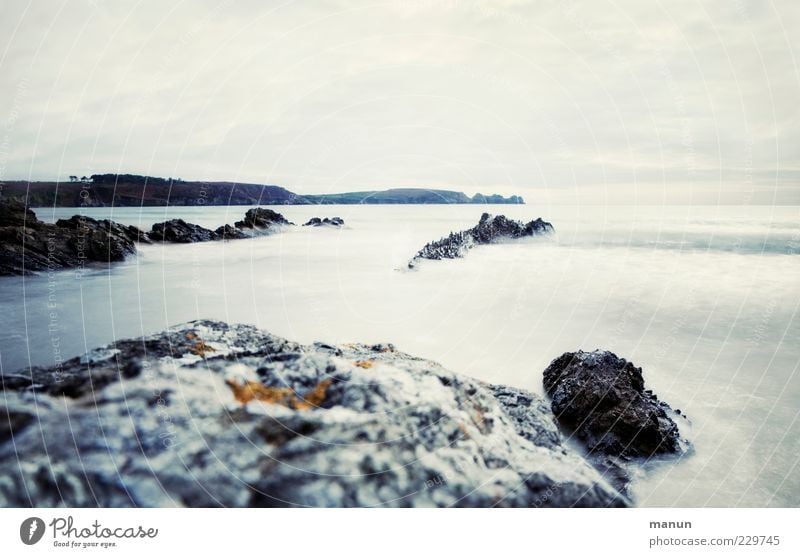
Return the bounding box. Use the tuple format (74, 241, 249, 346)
(1, 203, 798, 507)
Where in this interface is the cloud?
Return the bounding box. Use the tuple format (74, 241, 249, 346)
(0, 0, 797, 204)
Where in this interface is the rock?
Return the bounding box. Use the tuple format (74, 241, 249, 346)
(56, 215, 151, 245)
(0, 199, 38, 227)
(149, 219, 218, 243)
(303, 217, 344, 227)
(0, 321, 627, 507)
(234, 208, 292, 231)
(213, 224, 248, 240)
(0, 199, 139, 275)
(409, 212, 553, 268)
(543, 350, 685, 459)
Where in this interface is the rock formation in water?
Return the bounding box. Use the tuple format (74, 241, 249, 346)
(542, 350, 688, 491)
(234, 208, 293, 231)
(0, 320, 627, 507)
(149, 219, 219, 243)
(0, 200, 297, 274)
(408, 213, 554, 268)
(0, 199, 144, 276)
(303, 217, 345, 227)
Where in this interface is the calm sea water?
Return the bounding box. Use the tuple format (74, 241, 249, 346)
(1, 204, 798, 507)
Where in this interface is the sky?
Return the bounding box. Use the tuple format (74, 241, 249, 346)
(0, 0, 798, 204)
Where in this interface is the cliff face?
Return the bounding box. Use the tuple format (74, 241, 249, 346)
(1, 178, 305, 207)
(1, 178, 524, 206)
(0, 320, 627, 508)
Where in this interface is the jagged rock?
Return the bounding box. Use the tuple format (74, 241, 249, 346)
(149, 219, 218, 243)
(0, 199, 139, 275)
(56, 215, 151, 245)
(543, 350, 685, 458)
(0, 321, 627, 508)
(213, 224, 248, 240)
(234, 208, 292, 231)
(303, 217, 344, 227)
(409, 213, 553, 268)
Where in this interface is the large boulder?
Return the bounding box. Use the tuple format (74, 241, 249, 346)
(0, 321, 627, 508)
(0, 200, 140, 275)
(543, 350, 685, 459)
(409, 213, 553, 268)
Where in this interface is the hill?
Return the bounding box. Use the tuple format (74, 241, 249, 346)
(0, 175, 524, 206)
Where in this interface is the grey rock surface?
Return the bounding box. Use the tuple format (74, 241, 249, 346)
(0, 321, 626, 507)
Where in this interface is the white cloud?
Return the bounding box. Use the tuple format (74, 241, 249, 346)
(0, 0, 797, 204)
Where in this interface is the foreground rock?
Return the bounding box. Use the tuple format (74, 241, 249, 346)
(408, 213, 553, 268)
(0, 321, 626, 507)
(303, 217, 344, 227)
(543, 350, 686, 459)
(0, 199, 143, 276)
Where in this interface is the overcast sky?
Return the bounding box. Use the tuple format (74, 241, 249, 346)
(1, 0, 798, 203)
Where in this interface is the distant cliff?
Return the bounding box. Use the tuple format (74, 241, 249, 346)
(0, 175, 524, 207)
(0, 174, 305, 207)
(300, 188, 524, 205)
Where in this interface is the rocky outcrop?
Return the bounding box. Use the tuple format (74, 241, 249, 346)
(303, 217, 344, 227)
(0, 199, 142, 276)
(0, 201, 298, 274)
(149, 219, 218, 243)
(0, 321, 627, 508)
(234, 208, 293, 231)
(543, 350, 686, 459)
(408, 213, 553, 268)
(213, 224, 249, 240)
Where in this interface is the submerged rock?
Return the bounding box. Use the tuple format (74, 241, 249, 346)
(303, 217, 344, 227)
(409, 212, 553, 268)
(234, 207, 293, 231)
(0, 321, 626, 507)
(0, 199, 141, 275)
(543, 350, 685, 459)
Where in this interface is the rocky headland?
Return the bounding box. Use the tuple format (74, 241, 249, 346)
(0, 320, 687, 507)
(408, 213, 554, 268)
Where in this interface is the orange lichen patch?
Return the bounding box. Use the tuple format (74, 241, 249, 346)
(226, 378, 332, 411)
(185, 331, 197, 340)
(354, 360, 376, 369)
(457, 422, 471, 440)
(471, 404, 492, 434)
(294, 379, 333, 411)
(189, 340, 216, 356)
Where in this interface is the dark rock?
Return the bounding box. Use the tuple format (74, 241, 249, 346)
(213, 224, 248, 240)
(0, 407, 34, 443)
(409, 212, 553, 268)
(0, 199, 139, 276)
(543, 350, 684, 458)
(0, 321, 627, 507)
(303, 217, 344, 227)
(149, 219, 218, 243)
(0, 199, 38, 227)
(56, 215, 150, 245)
(234, 208, 292, 231)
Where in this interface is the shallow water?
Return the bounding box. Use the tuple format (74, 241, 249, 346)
(1, 203, 798, 507)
